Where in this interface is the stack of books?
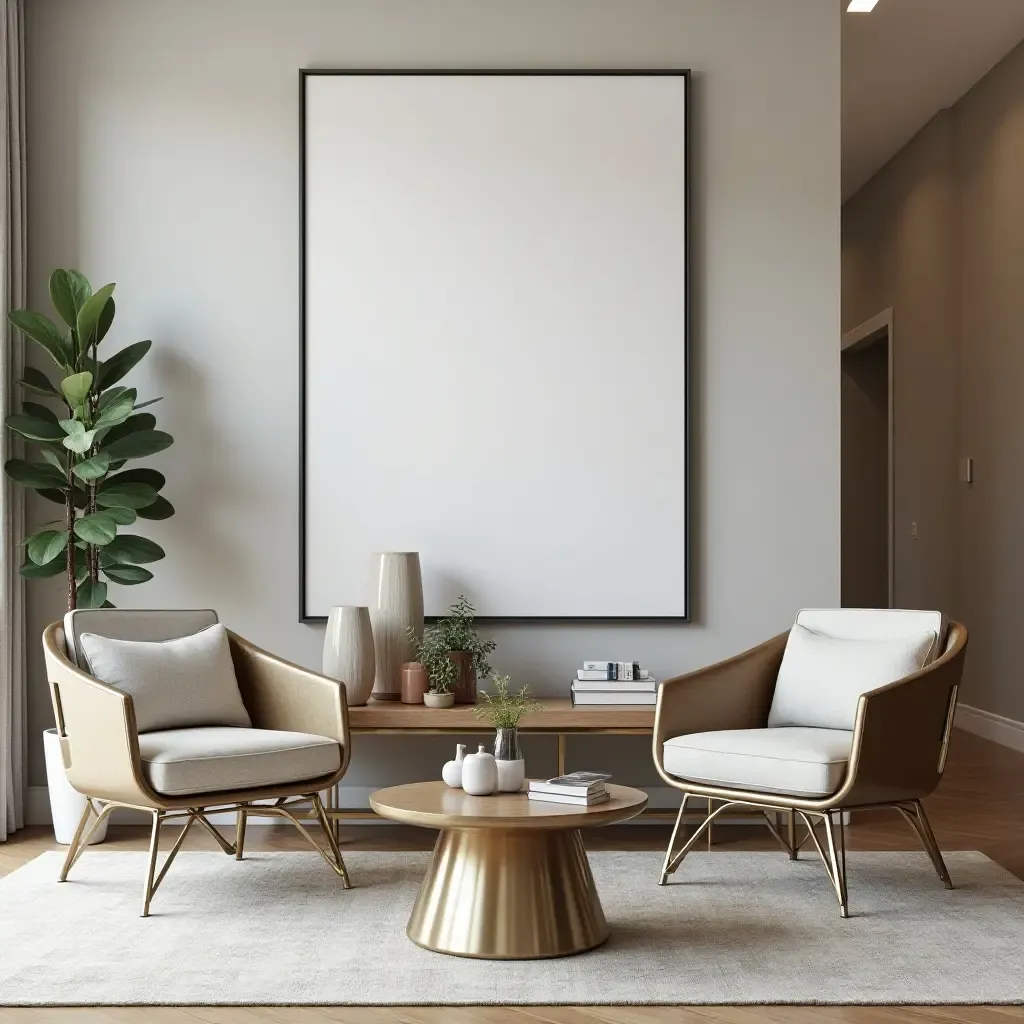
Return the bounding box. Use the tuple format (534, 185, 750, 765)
(570, 660, 658, 705)
(528, 772, 612, 806)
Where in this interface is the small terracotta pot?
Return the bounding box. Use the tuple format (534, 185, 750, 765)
(400, 662, 429, 704)
(423, 691, 455, 708)
(448, 650, 477, 704)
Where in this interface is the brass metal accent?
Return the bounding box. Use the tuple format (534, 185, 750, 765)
(235, 803, 248, 860)
(407, 827, 608, 959)
(938, 684, 959, 773)
(371, 781, 646, 959)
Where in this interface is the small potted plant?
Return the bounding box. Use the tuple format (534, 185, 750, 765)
(407, 595, 496, 704)
(473, 674, 542, 791)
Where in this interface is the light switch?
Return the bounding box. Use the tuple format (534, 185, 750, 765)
(959, 457, 974, 485)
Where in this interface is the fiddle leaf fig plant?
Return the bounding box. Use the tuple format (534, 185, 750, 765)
(5, 269, 174, 610)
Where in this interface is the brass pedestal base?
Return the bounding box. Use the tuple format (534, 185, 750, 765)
(407, 827, 609, 959)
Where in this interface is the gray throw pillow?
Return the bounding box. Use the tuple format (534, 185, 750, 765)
(78, 623, 252, 733)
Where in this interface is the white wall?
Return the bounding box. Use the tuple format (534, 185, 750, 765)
(23, 0, 841, 794)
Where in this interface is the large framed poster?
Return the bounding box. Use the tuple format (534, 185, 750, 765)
(300, 69, 690, 621)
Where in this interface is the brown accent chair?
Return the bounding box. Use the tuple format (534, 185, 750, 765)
(653, 609, 967, 917)
(42, 609, 352, 916)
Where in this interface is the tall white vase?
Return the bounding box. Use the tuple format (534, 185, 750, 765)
(322, 605, 376, 707)
(368, 552, 424, 701)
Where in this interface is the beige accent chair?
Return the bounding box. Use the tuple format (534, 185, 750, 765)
(653, 609, 968, 917)
(42, 609, 352, 916)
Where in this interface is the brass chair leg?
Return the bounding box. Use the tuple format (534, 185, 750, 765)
(312, 792, 351, 888)
(897, 800, 953, 890)
(822, 810, 849, 918)
(235, 803, 248, 861)
(59, 800, 116, 882)
(659, 794, 689, 885)
(58, 803, 93, 882)
(141, 811, 163, 918)
(788, 808, 798, 860)
(191, 809, 236, 856)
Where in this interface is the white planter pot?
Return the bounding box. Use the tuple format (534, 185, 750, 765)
(496, 758, 526, 793)
(43, 728, 108, 846)
(423, 691, 454, 709)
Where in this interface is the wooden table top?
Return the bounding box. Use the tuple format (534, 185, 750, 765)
(369, 780, 649, 830)
(347, 697, 656, 731)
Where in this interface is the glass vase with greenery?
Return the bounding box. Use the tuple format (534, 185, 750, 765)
(4, 269, 174, 609)
(473, 674, 542, 760)
(406, 594, 496, 698)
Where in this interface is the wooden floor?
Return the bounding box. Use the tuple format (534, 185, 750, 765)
(1, 728, 1022, 1023)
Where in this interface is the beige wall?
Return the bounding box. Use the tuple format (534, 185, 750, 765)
(843, 38, 1024, 723)
(23, 0, 841, 795)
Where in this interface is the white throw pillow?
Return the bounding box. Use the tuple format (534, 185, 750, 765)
(767, 623, 937, 732)
(78, 623, 252, 733)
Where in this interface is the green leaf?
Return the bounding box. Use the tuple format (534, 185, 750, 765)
(49, 269, 92, 330)
(20, 554, 66, 579)
(97, 386, 134, 411)
(93, 395, 134, 431)
(76, 283, 115, 347)
(96, 297, 115, 343)
(5, 413, 66, 443)
(4, 458, 67, 489)
(101, 467, 165, 493)
(103, 534, 165, 564)
(133, 397, 163, 411)
(22, 402, 60, 424)
(99, 413, 155, 448)
(102, 563, 153, 585)
(103, 505, 137, 526)
(60, 371, 93, 408)
(19, 367, 61, 398)
(103, 428, 172, 461)
(136, 495, 174, 520)
(73, 512, 118, 546)
(61, 424, 97, 454)
(72, 453, 112, 481)
(26, 529, 69, 565)
(96, 481, 158, 509)
(76, 578, 108, 610)
(8, 310, 72, 369)
(40, 448, 65, 473)
(98, 339, 150, 389)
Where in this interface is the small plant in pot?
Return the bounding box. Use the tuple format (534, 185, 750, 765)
(407, 594, 496, 705)
(473, 674, 542, 792)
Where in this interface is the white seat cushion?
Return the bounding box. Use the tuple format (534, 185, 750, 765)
(139, 727, 341, 796)
(662, 727, 853, 798)
(78, 623, 251, 733)
(767, 623, 937, 731)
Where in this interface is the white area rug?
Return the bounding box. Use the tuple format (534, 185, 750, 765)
(1, 850, 1022, 1005)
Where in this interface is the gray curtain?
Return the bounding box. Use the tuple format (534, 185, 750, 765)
(0, 0, 25, 842)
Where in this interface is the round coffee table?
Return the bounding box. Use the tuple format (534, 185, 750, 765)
(369, 780, 648, 959)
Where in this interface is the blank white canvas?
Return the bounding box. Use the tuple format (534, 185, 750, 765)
(303, 73, 688, 618)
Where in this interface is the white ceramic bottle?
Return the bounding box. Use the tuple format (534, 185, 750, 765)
(442, 743, 467, 788)
(461, 744, 497, 796)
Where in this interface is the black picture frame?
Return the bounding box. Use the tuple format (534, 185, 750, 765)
(299, 68, 691, 624)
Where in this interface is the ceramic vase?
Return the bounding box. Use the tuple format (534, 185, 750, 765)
(368, 552, 424, 701)
(322, 605, 376, 706)
(448, 650, 477, 704)
(423, 691, 455, 708)
(494, 727, 526, 792)
(462, 744, 497, 796)
(442, 743, 467, 788)
(401, 662, 430, 704)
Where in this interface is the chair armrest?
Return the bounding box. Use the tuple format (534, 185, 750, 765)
(653, 631, 788, 758)
(228, 632, 351, 770)
(41, 623, 154, 807)
(841, 622, 968, 807)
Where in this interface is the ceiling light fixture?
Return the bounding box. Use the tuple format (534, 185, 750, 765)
(847, 0, 880, 10)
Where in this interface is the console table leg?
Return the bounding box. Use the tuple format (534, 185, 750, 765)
(557, 733, 566, 776)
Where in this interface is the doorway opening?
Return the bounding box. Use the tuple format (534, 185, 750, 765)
(841, 309, 894, 609)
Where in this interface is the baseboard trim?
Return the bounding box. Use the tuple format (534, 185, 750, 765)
(955, 703, 1024, 754)
(26, 784, 699, 828)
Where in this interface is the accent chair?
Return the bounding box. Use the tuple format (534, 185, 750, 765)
(653, 609, 968, 917)
(42, 609, 352, 916)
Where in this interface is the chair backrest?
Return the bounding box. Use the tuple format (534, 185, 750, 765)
(767, 608, 947, 732)
(63, 608, 219, 668)
(793, 608, 948, 662)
